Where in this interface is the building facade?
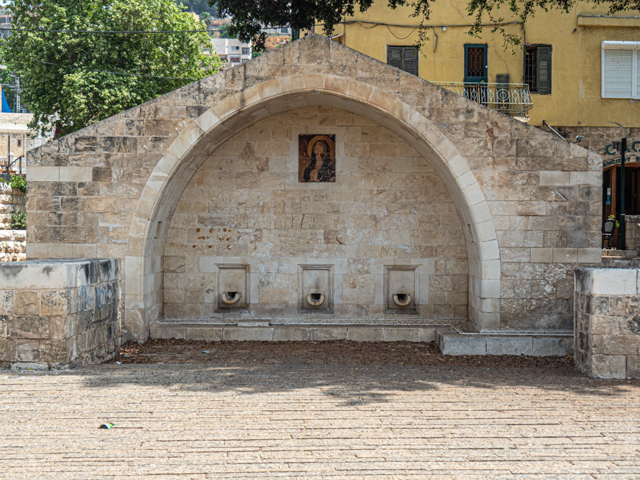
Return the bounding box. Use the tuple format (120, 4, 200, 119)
(321, 2, 639, 222)
(211, 38, 252, 68)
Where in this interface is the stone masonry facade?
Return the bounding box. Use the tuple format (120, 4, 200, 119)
(575, 267, 640, 379)
(24, 35, 602, 340)
(0, 258, 121, 369)
(164, 106, 468, 325)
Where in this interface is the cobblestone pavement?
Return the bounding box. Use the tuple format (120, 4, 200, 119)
(1, 348, 640, 479)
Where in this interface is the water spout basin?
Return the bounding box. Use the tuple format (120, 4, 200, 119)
(222, 291, 242, 304)
(307, 293, 325, 306)
(393, 293, 412, 306)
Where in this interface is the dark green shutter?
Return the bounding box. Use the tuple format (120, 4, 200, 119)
(536, 46, 552, 94)
(387, 46, 419, 76)
(403, 47, 418, 76)
(388, 46, 403, 69)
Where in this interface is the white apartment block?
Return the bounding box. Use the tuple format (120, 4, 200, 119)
(210, 38, 251, 68)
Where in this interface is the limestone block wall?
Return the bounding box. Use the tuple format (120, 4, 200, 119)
(0, 182, 25, 225)
(164, 106, 468, 325)
(574, 267, 640, 379)
(0, 258, 121, 369)
(21, 35, 602, 339)
(0, 182, 26, 262)
(0, 230, 25, 262)
(557, 126, 640, 159)
(625, 215, 640, 252)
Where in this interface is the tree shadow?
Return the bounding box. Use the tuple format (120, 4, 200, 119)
(64, 361, 639, 408)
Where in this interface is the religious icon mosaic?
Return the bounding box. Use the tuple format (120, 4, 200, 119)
(298, 134, 336, 183)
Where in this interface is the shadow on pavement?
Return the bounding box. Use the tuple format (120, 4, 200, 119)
(54, 340, 639, 407)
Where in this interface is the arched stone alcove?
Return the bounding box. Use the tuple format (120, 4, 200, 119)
(124, 80, 499, 339)
(26, 35, 601, 341)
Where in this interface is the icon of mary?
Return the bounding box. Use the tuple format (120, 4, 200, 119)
(302, 136, 335, 182)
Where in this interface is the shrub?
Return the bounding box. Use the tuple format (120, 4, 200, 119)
(11, 212, 26, 230)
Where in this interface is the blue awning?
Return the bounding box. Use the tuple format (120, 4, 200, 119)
(1, 89, 12, 113)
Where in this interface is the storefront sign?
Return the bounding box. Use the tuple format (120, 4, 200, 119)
(604, 140, 640, 156)
(603, 155, 640, 168)
(603, 140, 640, 168)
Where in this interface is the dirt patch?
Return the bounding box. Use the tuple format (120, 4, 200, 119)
(107, 339, 574, 369)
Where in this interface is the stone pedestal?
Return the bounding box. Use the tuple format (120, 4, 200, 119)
(0, 258, 121, 369)
(574, 267, 640, 379)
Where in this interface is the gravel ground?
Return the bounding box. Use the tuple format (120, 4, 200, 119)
(108, 339, 574, 369)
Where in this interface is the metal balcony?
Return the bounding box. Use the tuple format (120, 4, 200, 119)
(432, 82, 533, 117)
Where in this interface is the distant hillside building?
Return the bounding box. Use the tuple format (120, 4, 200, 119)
(211, 38, 251, 68)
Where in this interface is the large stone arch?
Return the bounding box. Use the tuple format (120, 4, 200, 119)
(123, 74, 500, 339)
(27, 34, 601, 342)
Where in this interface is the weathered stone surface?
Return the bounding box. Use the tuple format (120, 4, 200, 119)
(486, 336, 533, 356)
(0, 258, 120, 369)
(25, 35, 600, 340)
(574, 267, 640, 379)
(532, 336, 573, 356)
(437, 334, 487, 355)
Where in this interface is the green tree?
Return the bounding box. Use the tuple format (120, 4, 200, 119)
(218, 23, 233, 39)
(199, 11, 212, 25)
(3, 0, 222, 137)
(176, 0, 218, 17)
(210, 0, 640, 51)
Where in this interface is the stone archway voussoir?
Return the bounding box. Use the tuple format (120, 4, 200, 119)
(323, 75, 350, 95)
(346, 79, 374, 102)
(194, 110, 221, 133)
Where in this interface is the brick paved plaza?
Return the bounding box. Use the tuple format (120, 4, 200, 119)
(1, 342, 639, 479)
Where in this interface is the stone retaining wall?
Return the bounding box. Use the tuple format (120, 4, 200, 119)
(0, 230, 26, 262)
(0, 258, 121, 369)
(574, 267, 640, 379)
(0, 182, 26, 262)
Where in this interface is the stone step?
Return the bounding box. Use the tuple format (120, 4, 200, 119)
(150, 322, 444, 343)
(602, 249, 638, 258)
(436, 328, 573, 357)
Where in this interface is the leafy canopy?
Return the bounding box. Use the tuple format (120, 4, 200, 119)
(210, 0, 640, 51)
(4, 0, 222, 136)
(176, 0, 218, 16)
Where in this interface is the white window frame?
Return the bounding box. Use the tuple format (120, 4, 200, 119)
(601, 40, 640, 99)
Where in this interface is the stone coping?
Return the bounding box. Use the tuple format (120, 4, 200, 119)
(437, 331, 574, 356)
(575, 266, 640, 295)
(0, 258, 119, 289)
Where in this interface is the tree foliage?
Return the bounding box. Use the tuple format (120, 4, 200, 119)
(210, 0, 640, 51)
(198, 11, 212, 25)
(218, 23, 233, 38)
(3, 0, 222, 136)
(176, 0, 218, 17)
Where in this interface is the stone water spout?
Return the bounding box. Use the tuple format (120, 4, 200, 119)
(393, 293, 412, 306)
(221, 292, 242, 305)
(306, 293, 325, 306)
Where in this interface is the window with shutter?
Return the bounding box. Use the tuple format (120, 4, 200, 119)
(601, 41, 640, 99)
(387, 46, 418, 76)
(536, 46, 552, 94)
(524, 45, 552, 94)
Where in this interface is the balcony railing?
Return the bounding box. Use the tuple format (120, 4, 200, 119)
(432, 82, 533, 117)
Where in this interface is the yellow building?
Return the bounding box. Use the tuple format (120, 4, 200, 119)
(322, 0, 639, 129)
(318, 1, 640, 224)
